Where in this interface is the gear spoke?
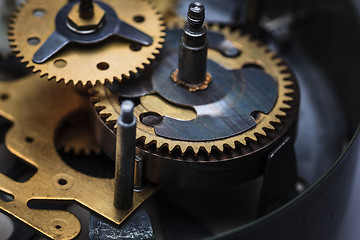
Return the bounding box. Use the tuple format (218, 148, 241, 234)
(116, 20, 153, 46)
(33, 31, 70, 63)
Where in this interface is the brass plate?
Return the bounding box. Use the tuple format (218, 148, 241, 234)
(0, 76, 157, 239)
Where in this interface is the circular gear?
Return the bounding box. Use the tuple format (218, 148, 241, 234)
(56, 108, 101, 156)
(92, 25, 298, 155)
(8, 0, 165, 86)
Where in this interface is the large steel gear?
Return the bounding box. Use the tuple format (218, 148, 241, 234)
(8, 0, 165, 86)
(92, 25, 298, 155)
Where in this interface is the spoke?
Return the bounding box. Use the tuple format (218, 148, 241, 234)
(116, 21, 153, 46)
(33, 31, 70, 64)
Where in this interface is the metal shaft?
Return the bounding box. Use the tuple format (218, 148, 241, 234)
(134, 155, 144, 192)
(114, 101, 137, 210)
(79, 0, 94, 19)
(178, 2, 208, 86)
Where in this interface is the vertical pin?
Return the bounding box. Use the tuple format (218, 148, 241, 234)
(178, 2, 208, 86)
(114, 100, 137, 210)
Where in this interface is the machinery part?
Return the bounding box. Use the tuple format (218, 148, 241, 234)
(92, 25, 298, 155)
(177, 2, 208, 87)
(91, 24, 299, 188)
(0, 76, 157, 239)
(55, 108, 101, 155)
(33, 1, 153, 63)
(8, 0, 165, 86)
(114, 101, 137, 210)
(134, 155, 145, 192)
(89, 208, 154, 240)
(0, 0, 24, 58)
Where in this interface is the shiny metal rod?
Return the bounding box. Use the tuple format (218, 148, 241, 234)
(114, 101, 137, 210)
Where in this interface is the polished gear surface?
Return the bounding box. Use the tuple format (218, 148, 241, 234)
(8, 0, 165, 86)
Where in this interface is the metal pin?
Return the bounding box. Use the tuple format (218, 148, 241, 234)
(134, 155, 144, 192)
(79, 0, 94, 19)
(178, 2, 208, 86)
(114, 100, 137, 210)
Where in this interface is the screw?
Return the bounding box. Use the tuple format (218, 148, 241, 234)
(79, 0, 94, 19)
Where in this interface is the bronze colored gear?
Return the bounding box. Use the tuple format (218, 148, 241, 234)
(56, 108, 101, 155)
(8, 0, 165, 86)
(92, 25, 297, 155)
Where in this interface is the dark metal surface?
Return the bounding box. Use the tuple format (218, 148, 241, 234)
(257, 136, 297, 216)
(110, 29, 278, 141)
(178, 2, 208, 86)
(89, 208, 154, 240)
(207, 127, 360, 240)
(33, 0, 153, 63)
(114, 101, 137, 210)
(207, 31, 241, 58)
(153, 58, 278, 141)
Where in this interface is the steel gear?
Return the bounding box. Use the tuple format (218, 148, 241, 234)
(92, 25, 298, 156)
(8, 0, 165, 86)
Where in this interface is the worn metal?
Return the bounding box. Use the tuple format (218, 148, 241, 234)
(91, 26, 300, 188)
(93, 26, 297, 154)
(178, 2, 208, 87)
(0, 76, 157, 239)
(89, 208, 154, 240)
(114, 101, 137, 210)
(8, 0, 165, 85)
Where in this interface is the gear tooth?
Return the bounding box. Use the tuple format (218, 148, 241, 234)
(192, 145, 200, 155)
(227, 142, 236, 149)
(282, 95, 293, 102)
(143, 137, 152, 146)
(84, 148, 91, 156)
(217, 144, 224, 152)
(248, 133, 258, 141)
(280, 102, 292, 109)
(276, 110, 287, 117)
(202, 145, 211, 154)
(258, 128, 267, 136)
(266, 124, 276, 131)
(284, 81, 294, 87)
(284, 88, 294, 95)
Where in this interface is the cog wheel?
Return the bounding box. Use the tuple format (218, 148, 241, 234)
(56, 108, 101, 155)
(92, 25, 298, 156)
(8, 0, 165, 86)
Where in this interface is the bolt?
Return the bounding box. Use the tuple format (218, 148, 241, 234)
(187, 2, 205, 30)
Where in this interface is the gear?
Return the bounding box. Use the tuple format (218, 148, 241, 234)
(8, 0, 165, 86)
(56, 108, 101, 155)
(92, 25, 298, 156)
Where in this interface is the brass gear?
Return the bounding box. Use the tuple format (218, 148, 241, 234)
(8, 0, 165, 86)
(92, 25, 297, 155)
(56, 107, 101, 155)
